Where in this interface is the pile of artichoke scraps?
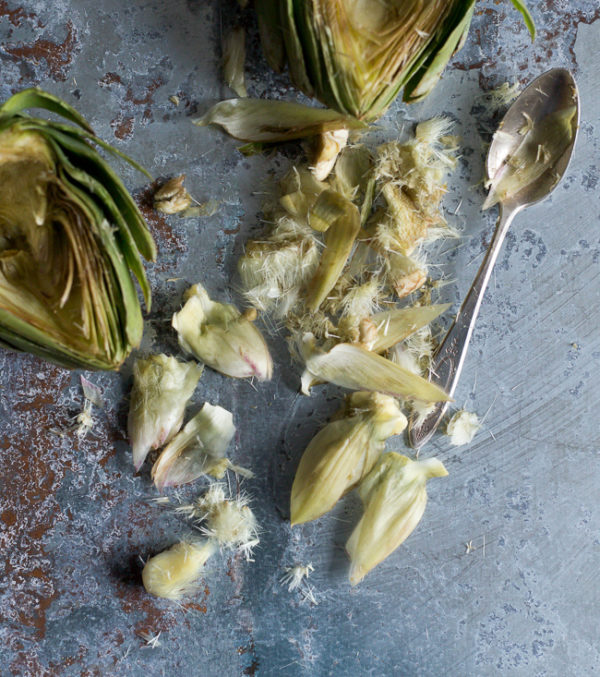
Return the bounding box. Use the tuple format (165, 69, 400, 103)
(233, 118, 464, 585)
(135, 116, 470, 596)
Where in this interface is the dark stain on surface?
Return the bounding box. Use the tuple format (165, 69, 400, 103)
(1, 508, 17, 526)
(0, 0, 35, 28)
(111, 113, 135, 140)
(99, 71, 124, 88)
(0, 362, 71, 647)
(539, 6, 600, 62)
(223, 222, 242, 235)
(125, 78, 164, 107)
(240, 638, 259, 676)
(123, 72, 168, 126)
(9, 650, 49, 677)
(4, 21, 79, 81)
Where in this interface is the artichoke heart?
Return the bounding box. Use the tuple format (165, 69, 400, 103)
(0, 88, 156, 370)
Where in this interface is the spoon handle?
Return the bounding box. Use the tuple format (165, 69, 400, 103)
(408, 205, 518, 448)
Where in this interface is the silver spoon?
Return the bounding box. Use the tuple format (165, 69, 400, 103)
(409, 67, 580, 449)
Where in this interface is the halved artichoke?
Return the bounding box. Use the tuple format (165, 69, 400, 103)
(256, 0, 535, 120)
(0, 88, 156, 370)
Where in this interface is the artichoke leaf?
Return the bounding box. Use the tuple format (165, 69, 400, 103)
(304, 193, 360, 312)
(42, 130, 152, 309)
(370, 304, 451, 354)
(510, 0, 535, 41)
(301, 334, 451, 402)
(403, 2, 476, 103)
(223, 26, 248, 98)
(195, 98, 366, 143)
(24, 119, 155, 263)
(281, 0, 314, 97)
(0, 87, 95, 134)
(256, 0, 286, 72)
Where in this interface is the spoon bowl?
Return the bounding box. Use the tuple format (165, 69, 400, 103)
(408, 68, 580, 449)
(487, 68, 579, 210)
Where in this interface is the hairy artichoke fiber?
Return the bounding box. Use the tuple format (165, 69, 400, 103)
(0, 88, 156, 370)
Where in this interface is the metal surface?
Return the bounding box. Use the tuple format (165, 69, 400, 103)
(409, 68, 580, 449)
(0, 1, 599, 676)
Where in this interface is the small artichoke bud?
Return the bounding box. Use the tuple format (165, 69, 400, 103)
(290, 392, 407, 526)
(152, 402, 250, 490)
(142, 540, 216, 599)
(346, 452, 448, 585)
(172, 284, 273, 381)
(154, 175, 192, 214)
(128, 354, 203, 471)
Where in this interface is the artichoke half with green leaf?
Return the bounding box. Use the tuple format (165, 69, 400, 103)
(0, 88, 156, 370)
(201, 2, 534, 159)
(257, 0, 535, 120)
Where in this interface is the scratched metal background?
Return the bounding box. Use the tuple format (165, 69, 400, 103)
(0, 1, 599, 675)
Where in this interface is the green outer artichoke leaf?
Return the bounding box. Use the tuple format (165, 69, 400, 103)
(292, 0, 333, 110)
(0, 88, 95, 134)
(37, 125, 153, 309)
(510, 0, 536, 41)
(281, 0, 314, 97)
(403, 1, 476, 104)
(52, 160, 144, 351)
(256, 0, 286, 72)
(21, 119, 156, 263)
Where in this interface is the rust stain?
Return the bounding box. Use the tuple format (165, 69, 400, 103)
(123, 75, 167, 126)
(540, 6, 600, 62)
(98, 445, 118, 468)
(9, 651, 49, 677)
(15, 585, 59, 641)
(1, 508, 16, 526)
(110, 113, 134, 141)
(223, 223, 242, 236)
(132, 598, 178, 637)
(182, 599, 208, 614)
(80, 668, 103, 677)
(13, 365, 69, 412)
(4, 21, 79, 81)
(48, 644, 88, 671)
(0, 363, 71, 642)
(453, 59, 488, 72)
(243, 659, 260, 676)
(240, 638, 259, 676)
(0, 0, 35, 28)
(226, 558, 236, 583)
(99, 71, 124, 88)
(125, 78, 164, 107)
